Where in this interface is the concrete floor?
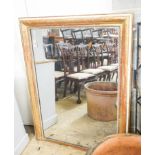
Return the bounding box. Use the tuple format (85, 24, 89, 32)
(45, 95, 117, 148)
(22, 126, 86, 155)
(22, 94, 117, 155)
(22, 137, 86, 155)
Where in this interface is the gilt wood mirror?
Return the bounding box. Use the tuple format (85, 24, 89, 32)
(19, 14, 133, 151)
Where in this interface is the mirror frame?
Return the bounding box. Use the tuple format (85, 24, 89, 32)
(19, 14, 133, 145)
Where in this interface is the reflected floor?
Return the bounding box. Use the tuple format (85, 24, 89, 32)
(44, 95, 117, 148)
(22, 137, 85, 155)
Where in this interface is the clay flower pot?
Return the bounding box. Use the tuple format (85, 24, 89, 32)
(86, 134, 141, 155)
(84, 82, 117, 121)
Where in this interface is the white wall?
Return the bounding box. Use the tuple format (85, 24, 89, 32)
(25, 0, 112, 17)
(14, 0, 33, 125)
(14, 2, 31, 154)
(35, 62, 57, 129)
(14, 97, 29, 155)
(31, 29, 58, 129)
(112, 0, 141, 10)
(31, 29, 48, 61)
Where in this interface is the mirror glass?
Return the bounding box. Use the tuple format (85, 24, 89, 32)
(30, 26, 120, 148)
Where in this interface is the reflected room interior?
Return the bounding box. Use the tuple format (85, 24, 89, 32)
(30, 26, 120, 148)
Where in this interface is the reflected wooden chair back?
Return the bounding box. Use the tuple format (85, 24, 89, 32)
(75, 44, 88, 71)
(72, 29, 84, 45)
(60, 29, 74, 44)
(81, 28, 93, 44)
(57, 43, 76, 75)
(57, 42, 97, 104)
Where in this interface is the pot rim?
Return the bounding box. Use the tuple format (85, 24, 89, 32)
(84, 81, 117, 95)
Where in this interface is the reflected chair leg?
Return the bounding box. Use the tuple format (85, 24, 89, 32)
(55, 81, 58, 101)
(58, 81, 62, 88)
(99, 75, 102, 81)
(102, 73, 106, 81)
(73, 82, 77, 93)
(110, 72, 113, 81)
(77, 82, 81, 104)
(70, 81, 73, 94)
(101, 57, 103, 66)
(107, 72, 111, 81)
(63, 78, 68, 97)
(116, 71, 118, 83)
(111, 71, 115, 80)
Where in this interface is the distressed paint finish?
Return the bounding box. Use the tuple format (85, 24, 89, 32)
(19, 14, 133, 148)
(20, 24, 44, 140)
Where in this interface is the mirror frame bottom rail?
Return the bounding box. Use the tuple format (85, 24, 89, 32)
(45, 138, 89, 151)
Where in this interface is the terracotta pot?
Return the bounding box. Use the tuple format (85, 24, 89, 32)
(84, 82, 117, 121)
(86, 134, 141, 155)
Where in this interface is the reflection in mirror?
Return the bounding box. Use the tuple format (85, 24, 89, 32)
(30, 26, 120, 148)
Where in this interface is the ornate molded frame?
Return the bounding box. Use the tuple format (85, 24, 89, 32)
(19, 14, 133, 150)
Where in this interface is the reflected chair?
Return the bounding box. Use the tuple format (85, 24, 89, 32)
(55, 71, 65, 101)
(58, 42, 96, 104)
(98, 65, 118, 82)
(91, 43, 118, 82)
(54, 44, 66, 100)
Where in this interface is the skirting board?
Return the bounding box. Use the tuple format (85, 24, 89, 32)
(23, 121, 34, 126)
(14, 133, 29, 155)
(43, 114, 58, 130)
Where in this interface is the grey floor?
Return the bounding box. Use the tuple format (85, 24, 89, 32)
(45, 94, 117, 148)
(22, 136, 86, 155)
